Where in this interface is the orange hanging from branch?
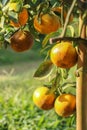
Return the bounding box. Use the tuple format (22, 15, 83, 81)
(34, 13, 61, 34)
(50, 41, 78, 68)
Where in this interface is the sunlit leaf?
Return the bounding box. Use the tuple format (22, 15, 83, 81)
(67, 25, 75, 37)
(8, 2, 22, 12)
(33, 60, 53, 79)
(8, 11, 18, 22)
(42, 28, 62, 48)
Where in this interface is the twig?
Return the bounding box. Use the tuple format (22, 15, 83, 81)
(61, 0, 77, 37)
(50, 0, 77, 44)
(50, 36, 87, 47)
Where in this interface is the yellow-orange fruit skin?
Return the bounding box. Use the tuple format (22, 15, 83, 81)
(10, 8, 28, 27)
(54, 94, 76, 117)
(50, 41, 78, 68)
(33, 87, 56, 110)
(34, 13, 61, 34)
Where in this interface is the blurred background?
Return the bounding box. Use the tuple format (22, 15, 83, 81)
(0, 40, 76, 130)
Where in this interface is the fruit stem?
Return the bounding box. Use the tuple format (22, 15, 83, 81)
(76, 8, 87, 130)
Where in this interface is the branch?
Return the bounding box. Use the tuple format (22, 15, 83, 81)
(49, 0, 77, 45)
(50, 36, 87, 47)
(61, 0, 77, 37)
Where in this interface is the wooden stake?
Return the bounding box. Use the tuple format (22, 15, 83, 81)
(76, 14, 87, 130)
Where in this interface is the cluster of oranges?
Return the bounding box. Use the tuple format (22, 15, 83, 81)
(10, 5, 61, 52)
(9, 3, 77, 117)
(32, 35, 77, 117)
(9, 4, 73, 52)
(32, 6, 77, 117)
(10, 6, 61, 52)
(33, 86, 76, 117)
(33, 39, 78, 117)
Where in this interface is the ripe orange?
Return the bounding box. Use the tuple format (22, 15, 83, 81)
(33, 86, 56, 110)
(51, 7, 73, 23)
(10, 30, 34, 52)
(50, 41, 78, 68)
(10, 8, 28, 27)
(34, 13, 61, 34)
(54, 94, 76, 117)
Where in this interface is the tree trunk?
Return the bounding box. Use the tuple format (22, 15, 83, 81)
(76, 15, 87, 130)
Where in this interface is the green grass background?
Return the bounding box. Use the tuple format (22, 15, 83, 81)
(0, 42, 76, 130)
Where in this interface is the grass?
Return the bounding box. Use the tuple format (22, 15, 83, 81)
(0, 41, 76, 130)
(0, 61, 76, 130)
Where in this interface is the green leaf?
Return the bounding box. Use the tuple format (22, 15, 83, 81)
(60, 68, 69, 79)
(0, 16, 5, 28)
(67, 25, 75, 37)
(2, 0, 9, 6)
(33, 60, 53, 79)
(42, 28, 62, 48)
(8, 11, 18, 22)
(8, 1, 22, 12)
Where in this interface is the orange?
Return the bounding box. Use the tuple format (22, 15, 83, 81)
(33, 86, 56, 110)
(54, 94, 76, 117)
(50, 41, 78, 68)
(10, 30, 34, 52)
(51, 7, 73, 23)
(34, 13, 61, 34)
(10, 8, 28, 27)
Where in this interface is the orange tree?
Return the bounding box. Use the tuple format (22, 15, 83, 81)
(0, 0, 87, 130)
